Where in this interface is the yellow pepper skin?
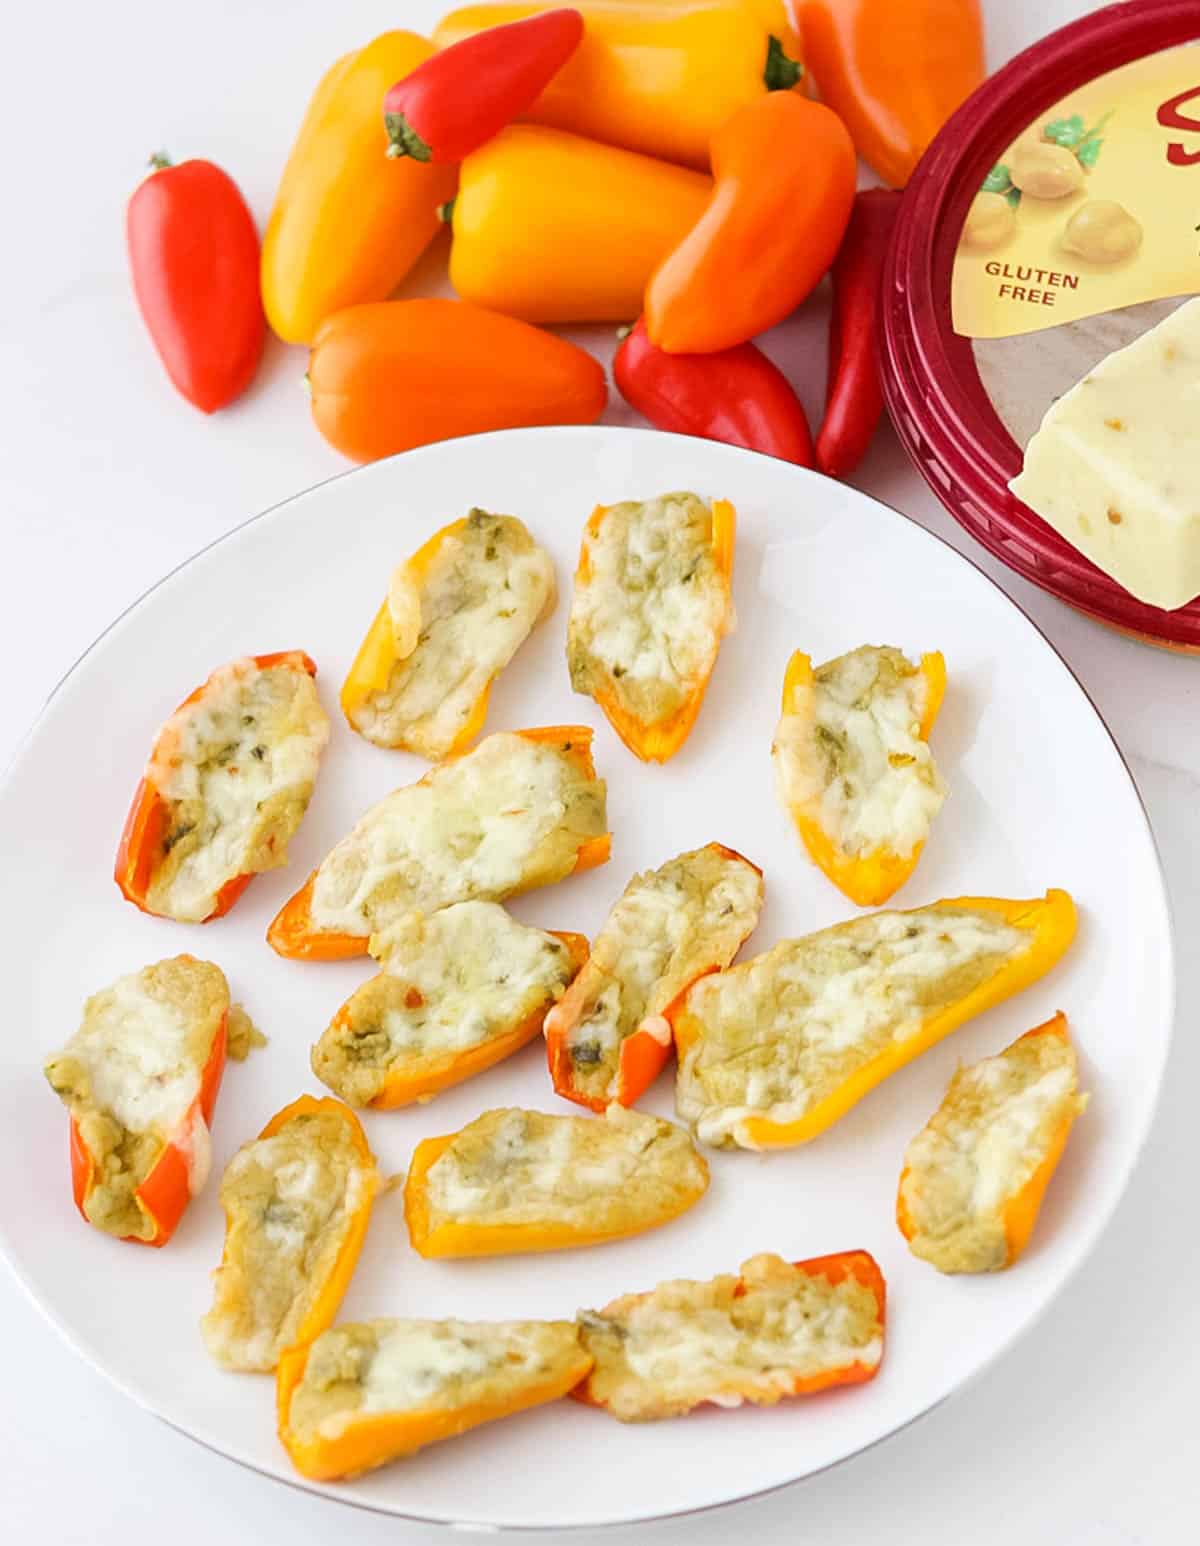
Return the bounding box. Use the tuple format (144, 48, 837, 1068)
(776, 648, 947, 907)
(277, 1323, 591, 1480)
(261, 33, 457, 345)
(448, 126, 711, 324)
(433, 2, 803, 170)
(671, 890, 1078, 1150)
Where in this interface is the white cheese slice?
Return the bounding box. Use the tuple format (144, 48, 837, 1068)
(1010, 296, 1200, 610)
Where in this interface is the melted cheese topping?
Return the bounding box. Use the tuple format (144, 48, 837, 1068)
(308, 731, 607, 938)
(567, 492, 733, 725)
(578, 1252, 884, 1422)
(549, 844, 763, 1104)
(43, 956, 228, 1240)
(201, 1109, 378, 1372)
(899, 1027, 1086, 1273)
(676, 905, 1028, 1149)
(287, 1318, 588, 1449)
(420, 1105, 707, 1236)
(773, 646, 946, 859)
(145, 656, 329, 922)
(311, 902, 578, 1105)
(348, 511, 555, 758)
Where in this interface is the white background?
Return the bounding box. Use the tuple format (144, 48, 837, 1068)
(2, 1, 1196, 1542)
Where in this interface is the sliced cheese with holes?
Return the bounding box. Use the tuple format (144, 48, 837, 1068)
(408, 1105, 708, 1254)
(307, 731, 607, 938)
(202, 1108, 379, 1372)
(577, 1252, 885, 1422)
(311, 902, 580, 1106)
(1009, 296, 1200, 610)
(347, 511, 555, 758)
(899, 1021, 1087, 1273)
(43, 956, 229, 1240)
(146, 656, 330, 922)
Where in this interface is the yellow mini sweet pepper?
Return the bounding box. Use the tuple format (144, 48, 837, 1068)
(261, 32, 457, 344)
(433, 1, 803, 170)
(774, 647, 947, 907)
(672, 891, 1078, 1150)
(447, 125, 712, 324)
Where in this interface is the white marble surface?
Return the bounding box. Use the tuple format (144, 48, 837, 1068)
(2, 1, 1196, 1541)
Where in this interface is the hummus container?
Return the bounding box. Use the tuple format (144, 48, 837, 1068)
(882, 0, 1200, 650)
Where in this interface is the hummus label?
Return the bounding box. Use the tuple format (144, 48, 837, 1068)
(953, 45, 1200, 338)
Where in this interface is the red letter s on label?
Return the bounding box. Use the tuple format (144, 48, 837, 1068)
(1158, 85, 1200, 165)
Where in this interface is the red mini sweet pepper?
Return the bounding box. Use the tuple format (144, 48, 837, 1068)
(815, 189, 902, 479)
(614, 318, 814, 466)
(383, 9, 584, 163)
(125, 153, 264, 413)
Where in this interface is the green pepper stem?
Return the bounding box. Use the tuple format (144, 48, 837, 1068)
(763, 36, 803, 92)
(147, 150, 173, 172)
(384, 112, 433, 162)
(437, 197, 457, 225)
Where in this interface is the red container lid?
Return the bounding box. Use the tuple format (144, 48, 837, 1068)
(882, 0, 1200, 651)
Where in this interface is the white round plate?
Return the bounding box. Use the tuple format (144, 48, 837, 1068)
(0, 427, 1172, 1530)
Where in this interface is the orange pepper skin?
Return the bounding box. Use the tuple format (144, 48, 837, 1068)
(448, 127, 712, 325)
(433, 2, 803, 171)
(267, 726, 610, 960)
(261, 34, 457, 345)
(114, 651, 320, 922)
(645, 93, 857, 354)
(277, 1332, 592, 1480)
(69, 1008, 227, 1247)
(777, 648, 946, 907)
(796, 0, 985, 188)
(572, 1248, 885, 1410)
(897, 1012, 1083, 1269)
(308, 298, 607, 463)
(357, 931, 590, 1110)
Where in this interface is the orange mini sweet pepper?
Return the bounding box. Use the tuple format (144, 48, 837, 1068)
(645, 91, 857, 354)
(267, 725, 611, 961)
(307, 298, 608, 462)
(261, 33, 457, 345)
(432, 1, 803, 170)
(114, 651, 325, 923)
(66, 999, 226, 1248)
(796, 0, 985, 188)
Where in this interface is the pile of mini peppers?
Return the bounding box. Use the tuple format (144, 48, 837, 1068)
(124, 1, 985, 479)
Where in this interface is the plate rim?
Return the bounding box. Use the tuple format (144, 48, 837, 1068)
(0, 424, 1176, 1531)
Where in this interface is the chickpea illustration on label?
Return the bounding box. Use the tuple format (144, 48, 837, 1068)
(972, 110, 1111, 231)
(961, 191, 1017, 252)
(1062, 200, 1142, 264)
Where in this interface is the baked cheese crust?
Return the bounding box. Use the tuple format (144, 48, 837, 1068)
(308, 731, 607, 938)
(44, 956, 228, 1239)
(547, 843, 763, 1104)
(201, 1107, 379, 1371)
(416, 1105, 708, 1244)
(347, 510, 555, 758)
(567, 492, 733, 727)
(772, 645, 946, 860)
(287, 1317, 589, 1463)
(146, 656, 330, 921)
(899, 1024, 1086, 1272)
(312, 902, 580, 1106)
(676, 904, 1029, 1149)
(578, 1252, 884, 1421)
